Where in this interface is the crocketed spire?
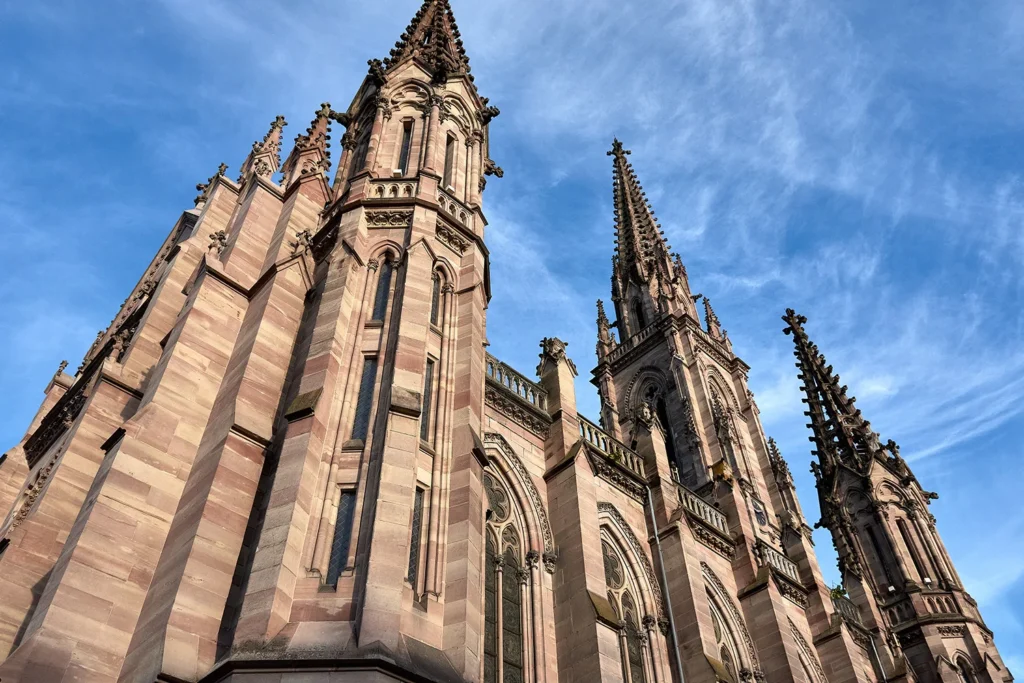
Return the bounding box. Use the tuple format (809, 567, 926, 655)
(194, 162, 228, 208)
(596, 299, 617, 360)
(282, 103, 334, 186)
(383, 0, 471, 83)
(703, 296, 724, 339)
(608, 139, 674, 286)
(239, 115, 287, 182)
(782, 309, 894, 476)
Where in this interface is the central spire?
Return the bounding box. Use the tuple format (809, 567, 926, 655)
(608, 139, 673, 286)
(383, 0, 472, 83)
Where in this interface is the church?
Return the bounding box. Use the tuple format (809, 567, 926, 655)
(0, 1, 1011, 682)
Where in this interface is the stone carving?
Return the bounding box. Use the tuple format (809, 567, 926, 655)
(938, 625, 966, 637)
(542, 549, 558, 574)
(484, 158, 504, 178)
(436, 220, 470, 255)
(788, 619, 828, 683)
(588, 452, 646, 503)
(692, 524, 734, 559)
(539, 337, 577, 376)
(484, 433, 554, 553)
(702, 562, 763, 675)
(598, 502, 666, 620)
(485, 387, 549, 437)
(291, 229, 313, 256)
(208, 230, 228, 256)
(366, 210, 413, 228)
(776, 579, 809, 609)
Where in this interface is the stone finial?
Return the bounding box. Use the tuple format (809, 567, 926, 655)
(282, 104, 335, 186)
(703, 296, 723, 339)
(767, 437, 792, 485)
(596, 299, 618, 361)
(238, 116, 287, 183)
(194, 162, 228, 207)
(538, 337, 577, 377)
(208, 230, 228, 256)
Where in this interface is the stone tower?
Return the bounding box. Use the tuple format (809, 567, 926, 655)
(783, 310, 1012, 683)
(592, 138, 883, 683)
(0, 0, 500, 680)
(0, 2, 1013, 683)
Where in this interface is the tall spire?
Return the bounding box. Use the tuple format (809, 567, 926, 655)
(702, 296, 724, 339)
(282, 103, 334, 187)
(383, 0, 472, 84)
(608, 139, 673, 286)
(782, 309, 894, 477)
(596, 299, 617, 360)
(239, 115, 286, 183)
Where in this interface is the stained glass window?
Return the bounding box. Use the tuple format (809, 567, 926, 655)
(371, 259, 394, 322)
(351, 357, 378, 441)
(484, 535, 499, 683)
(326, 490, 356, 585)
(502, 549, 524, 683)
(430, 273, 442, 326)
(407, 488, 425, 586)
(398, 120, 414, 176)
(420, 359, 435, 442)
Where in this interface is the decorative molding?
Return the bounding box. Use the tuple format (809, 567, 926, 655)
(788, 618, 828, 683)
(598, 502, 666, 620)
(774, 576, 809, 609)
(366, 210, 413, 228)
(938, 625, 967, 638)
(586, 449, 646, 503)
(691, 523, 734, 559)
(485, 387, 549, 437)
(702, 562, 762, 673)
(436, 219, 470, 255)
(484, 433, 554, 554)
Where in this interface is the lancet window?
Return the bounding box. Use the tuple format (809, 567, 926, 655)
(483, 470, 534, 683)
(371, 256, 395, 322)
(708, 592, 742, 683)
(602, 535, 653, 683)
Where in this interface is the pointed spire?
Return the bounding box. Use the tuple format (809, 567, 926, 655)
(239, 115, 287, 182)
(783, 309, 888, 475)
(703, 297, 723, 339)
(384, 0, 472, 84)
(767, 437, 793, 485)
(194, 162, 228, 208)
(608, 138, 674, 286)
(596, 299, 617, 360)
(282, 103, 334, 186)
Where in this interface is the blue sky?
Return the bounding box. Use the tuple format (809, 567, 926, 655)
(1, 0, 1021, 670)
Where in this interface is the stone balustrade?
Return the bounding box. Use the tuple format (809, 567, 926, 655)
(368, 177, 418, 200)
(754, 538, 800, 583)
(831, 594, 863, 627)
(606, 320, 660, 365)
(677, 484, 730, 536)
(578, 415, 645, 479)
(486, 354, 548, 412)
(436, 188, 472, 228)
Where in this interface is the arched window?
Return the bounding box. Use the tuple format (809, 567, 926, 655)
(483, 472, 529, 683)
(709, 593, 742, 683)
(602, 538, 649, 683)
(430, 272, 442, 326)
(632, 299, 647, 334)
(371, 257, 394, 321)
(956, 658, 974, 683)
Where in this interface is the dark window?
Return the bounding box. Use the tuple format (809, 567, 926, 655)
(421, 359, 435, 441)
(398, 120, 414, 175)
(627, 623, 646, 683)
(350, 136, 370, 177)
(371, 259, 394, 321)
(502, 549, 525, 683)
(655, 398, 679, 474)
(326, 490, 357, 585)
(351, 357, 379, 441)
(632, 299, 646, 332)
(430, 272, 442, 326)
(443, 135, 456, 188)
(866, 526, 896, 585)
(407, 488, 425, 586)
(484, 536, 499, 683)
(897, 518, 929, 581)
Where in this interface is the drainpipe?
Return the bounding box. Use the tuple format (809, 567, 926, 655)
(647, 485, 687, 683)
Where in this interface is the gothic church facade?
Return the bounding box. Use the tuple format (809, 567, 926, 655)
(0, 2, 1011, 683)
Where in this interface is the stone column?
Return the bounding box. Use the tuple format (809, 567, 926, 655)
(363, 96, 388, 177)
(422, 94, 443, 174)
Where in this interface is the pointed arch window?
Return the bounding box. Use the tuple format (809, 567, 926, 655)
(483, 471, 531, 683)
(602, 537, 650, 683)
(371, 258, 394, 322)
(631, 299, 646, 334)
(398, 119, 415, 176)
(956, 658, 974, 683)
(443, 134, 457, 189)
(709, 593, 742, 683)
(430, 272, 442, 327)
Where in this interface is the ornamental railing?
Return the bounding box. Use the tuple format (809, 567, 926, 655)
(606, 320, 661, 365)
(754, 539, 800, 583)
(677, 484, 730, 536)
(486, 354, 548, 412)
(831, 594, 863, 627)
(578, 415, 645, 479)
